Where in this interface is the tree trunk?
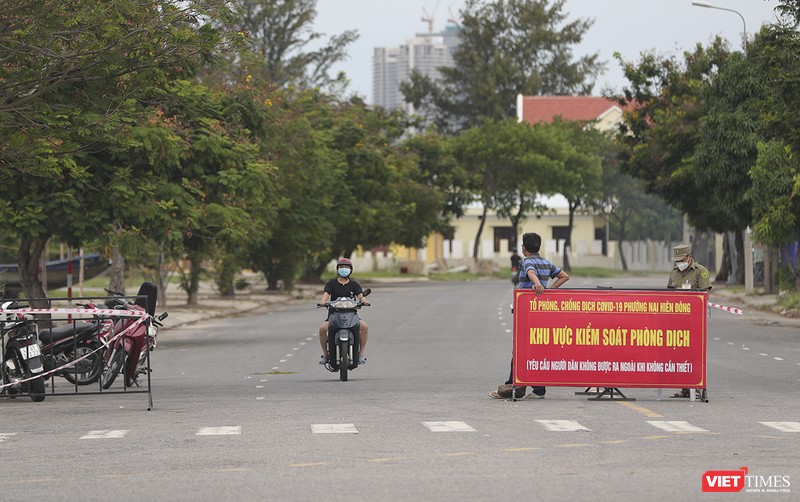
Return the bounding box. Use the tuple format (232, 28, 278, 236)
(18, 236, 48, 308)
(617, 238, 628, 271)
(472, 205, 488, 261)
(563, 200, 576, 272)
(715, 235, 731, 283)
(186, 256, 202, 305)
(763, 245, 779, 294)
(734, 231, 745, 285)
(795, 250, 800, 290)
(108, 245, 126, 294)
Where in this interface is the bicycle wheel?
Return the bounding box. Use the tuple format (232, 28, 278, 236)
(63, 341, 103, 385)
(101, 347, 125, 389)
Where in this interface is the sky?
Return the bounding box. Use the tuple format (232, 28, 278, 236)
(314, 0, 782, 102)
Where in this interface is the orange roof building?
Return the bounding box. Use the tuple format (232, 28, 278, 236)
(516, 94, 624, 132)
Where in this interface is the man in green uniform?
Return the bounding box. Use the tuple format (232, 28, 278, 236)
(667, 243, 712, 398)
(668, 244, 712, 291)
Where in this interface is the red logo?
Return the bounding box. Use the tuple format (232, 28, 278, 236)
(702, 467, 748, 492)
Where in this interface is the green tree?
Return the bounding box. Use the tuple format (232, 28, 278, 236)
(218, 0, 358, 91)
(402, 0, 603, 132)
(0, 0, 230, 302)
(454, 120, 564, 260)
(746, 3, 800, 290)
(549, 120, 605, 271)
(616, 39, 750, 283)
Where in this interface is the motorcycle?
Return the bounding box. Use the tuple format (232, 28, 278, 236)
(318, 288, 371, 382)
(37, 301, 111, 386)
(100, 282, 167, 389)
(1, 301, 45, 402)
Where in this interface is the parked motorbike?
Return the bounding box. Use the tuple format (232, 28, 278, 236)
(37, 301, 111, 386)
(100, 282, 167, 389)
(317, 288, 371, 382)
(1, 301, 45, 402)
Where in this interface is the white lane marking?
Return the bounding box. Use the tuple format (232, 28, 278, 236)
(759, 422, 800, 432)
(422, 421, 477, 432)
(713, 337, 720, 341)
(256, 397, 265, 401)
(300, 342, 306, 346)
(196, 427, 242, 436)
(646, 421, 708, 433)
(255, 385, 264, 389)
(728, 342, 734, 345)
(773, 357, 784, 361)
(759, 353, 769, 357)
(311, 424, 358, 434)
(742, 347, 750, 351)
(292, 347, 300, 351)
(306, 337, 313, 341)
(505, 329, 512, 333)
(272, 366, 279, 370)
(535, 420, 592, 432)
(279, 359, 287, 363)
(80, 430, 129, 439)
(501, 322, 507, 326)
(0, 433, 16, 443)
(285, 354, 293, 357)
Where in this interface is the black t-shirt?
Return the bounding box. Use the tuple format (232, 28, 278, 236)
(324, 278, 363, 300)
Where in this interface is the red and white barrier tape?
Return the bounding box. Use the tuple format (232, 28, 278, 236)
(709, 303, 744, 315)
(0, 316, 147, 391)
(0, 307, 145, 317)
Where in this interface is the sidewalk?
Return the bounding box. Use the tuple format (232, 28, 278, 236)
(708, 283, 800, 327)
(160, 280, 320, 330)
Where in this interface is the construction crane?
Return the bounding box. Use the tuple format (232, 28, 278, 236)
(421, 0, 441, 33)
(447, 5, 460, 26)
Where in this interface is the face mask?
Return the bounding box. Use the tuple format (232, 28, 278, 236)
(675, 261, 689, 272)
(337, 267, 351, 278)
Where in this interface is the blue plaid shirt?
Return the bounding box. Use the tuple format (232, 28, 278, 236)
(518, 253, 561, 288)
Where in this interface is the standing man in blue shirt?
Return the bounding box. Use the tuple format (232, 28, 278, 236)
(490, 232, 569, 399)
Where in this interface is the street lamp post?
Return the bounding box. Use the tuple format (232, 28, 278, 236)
(692, 0, 748, 54)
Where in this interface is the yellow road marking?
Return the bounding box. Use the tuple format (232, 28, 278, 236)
(642, 435, 670, 440)
(289, 462, 328, 468)
(617, 401, 663, 418)
(0, 478, 59, 485)
(599, 440, 628, 444)
(557, 443, 595, 448)
(442, 452, 476, 457)
(102, 472, 153, 478)
(369, 457, 408, 463)
(504, 447, 540, 452)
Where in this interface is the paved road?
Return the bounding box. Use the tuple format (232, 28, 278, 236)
(1, 278, 798, 501)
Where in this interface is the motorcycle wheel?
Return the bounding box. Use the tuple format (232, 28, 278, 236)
(101, 347, 125, 389)
(26, 377, 45, 402)
(63, 342, 103, 386)
(339, 339, 349, 382)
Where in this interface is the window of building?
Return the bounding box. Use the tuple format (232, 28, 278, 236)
(552, 226, 570, 252)
(493, 227, 516, 252)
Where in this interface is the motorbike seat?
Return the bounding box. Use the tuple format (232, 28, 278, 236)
(38, 322, 97, 344)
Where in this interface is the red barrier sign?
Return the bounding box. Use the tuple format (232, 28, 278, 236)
(513, 289, 708, 388)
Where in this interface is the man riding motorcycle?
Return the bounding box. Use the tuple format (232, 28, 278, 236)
(318, 258, 370, 365)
